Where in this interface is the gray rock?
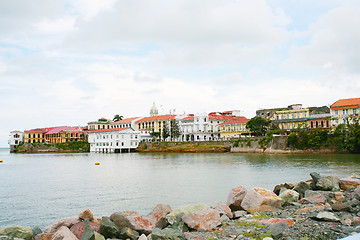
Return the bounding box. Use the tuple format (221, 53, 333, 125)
(232, 210, 247, 219)
(99, 216, 120, 239)
(148, 227, 186, 240)
(317, 176, 340, 191)
(118, 227, 139, 240)
(0, 236, 14, 240)
(267, 222, 288, 239)
(220, 214, 230, 223)
(293, 181, 310, 199)
(310, 172, 321, 189)
(304, 190, 322, 198)
(279, 189, 299, 206)
(109, 212, 131, 230)
(32, 226, 42, 237)
(311, 212, 340, 222)
(81, 219, 95, 240)
(165, 203, 209, 225)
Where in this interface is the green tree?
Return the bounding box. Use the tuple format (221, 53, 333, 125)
(150, 131, 161, 140)
(246, 116, 270, 136)
(171, 120, 181, 140)
(113, 114, 123, 122)
(162, 126, 169, 140)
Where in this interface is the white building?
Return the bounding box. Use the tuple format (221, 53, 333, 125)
(111, 117, 143, 130)
(87, 127, 151, 153)
(9, 130, 24, 152)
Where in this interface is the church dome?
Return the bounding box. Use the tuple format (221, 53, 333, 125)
(150, 102, 158, 116)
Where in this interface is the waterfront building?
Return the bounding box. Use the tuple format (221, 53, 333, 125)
(24, 128, 51, 143)
(8, 130, 24, 152)
(87, 127, 151, 153)
(307, 114, 331, 129)
(87, 118, 113, 131)
(45, 126, 84, 143)
(330, 98, 360, 127)
(111, 117, 142, 130)
(136, 114, 176, 139)
(219, 117, 250, 140)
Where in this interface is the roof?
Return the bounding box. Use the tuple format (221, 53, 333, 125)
(46, 126, 83, 135)
(308, 113, 331, 119)
(24, 128, 53, 133)
(136, 115, 176, 123)
(209, 114, 239, 121)
(140, 128, 152, 131)
(88, 127, 130, 133)
(181, 115, 194, 121)
(11, 130, 23, 133)
(331, 98, 360, 109)
(218, 117, 249, 125)
(112, 117, 140, 124)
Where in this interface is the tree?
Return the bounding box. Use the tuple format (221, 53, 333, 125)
(246, 116, 270, 136)
(113, 114, 123, 122)
(150, 131, 161, 141)
(162, 126, 169, 141)
(171, 120, 181, 141)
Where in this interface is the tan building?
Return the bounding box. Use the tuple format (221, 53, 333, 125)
(330, 98, 360, 127)
(219, 117, 250, 140)
(45, 126, 84, 143)
(272, 104, 310, 132)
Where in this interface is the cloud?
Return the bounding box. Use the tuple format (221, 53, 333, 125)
(34, 17, 76, 33)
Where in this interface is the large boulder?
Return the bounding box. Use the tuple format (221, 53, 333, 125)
(35, 233, 53, 240)
(78, 209, 94, 221)
(299, 194, 327, 204)
(241, 187, 282, 211)
(181, 208, 221, 231)
(110, 211, 154, 235)
(148, 228, 186, 240)
(279, 189, 299, 206)
(149, 204, 172, 228)
(44, 216, 81, 234)
(51, 226, 78, 240)
(70, 220, 99, 239)
(98, 216, 120, 239)
(293, 181, 310, 199)
(311, 212, 340, 222)
(118, 227, 139, 240)
(211, 202, 232, 218)
(80, 219, 96, 240)
(0, 226, 33, 240)
(316, 176, 340, 191)
(165, 203, 209, 225)
(226, 186, 247, 211)
(340, 178, 360, 191)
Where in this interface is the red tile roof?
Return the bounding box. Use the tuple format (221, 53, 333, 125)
(218, 117, 250, 125)
(181, 115, 194, 121)
(136, 115, 176, 123)
(331, 98, 360, 108)
(209, 114, 239, 120)
(25, 128, 54, 133)
(46, 126, 83, 135)
(88, 127, 130, 133)
(140, 128, 152, 131)
(112, 117, 140, 124)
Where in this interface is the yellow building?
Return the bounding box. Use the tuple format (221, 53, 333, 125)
(219, 117, 250, 140)
(24, 126, 84, 143)
(24, 128, 49, 143)
(330, 98, 360, 127)
(272, 104, 309, 132)
(136, 115, 176, 136)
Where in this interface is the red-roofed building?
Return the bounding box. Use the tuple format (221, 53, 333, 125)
(87, 118, 113, 131)
(330, 98, 360, 126)
(111, 117, 142, 130)
(218, 117, 250, 139)
(23, 126, 84, 143)
(135, 115, 177, 139)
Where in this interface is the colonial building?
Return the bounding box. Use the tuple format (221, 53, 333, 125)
(87, 127, 151, 153)
(136, 114, 176, 138)
(330, 98, 360, 127)
(219, 117, 250, 140)
(307, 114, 331, 129)
(8, 130, 24, 152)
(272, 104, 310, 132)
(45, 126, 84, 143)
(24, 128, 51, 143)
(111, 117, 142, 130)
(87, 118, 113, 131)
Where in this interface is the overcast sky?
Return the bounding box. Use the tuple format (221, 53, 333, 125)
(1, 0, 360, 147)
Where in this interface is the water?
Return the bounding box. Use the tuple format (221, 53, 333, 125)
(0, 148, 360, 229)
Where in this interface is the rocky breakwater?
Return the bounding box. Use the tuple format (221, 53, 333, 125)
(2, 173, 360, 240)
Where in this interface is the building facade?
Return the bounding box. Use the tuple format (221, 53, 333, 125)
(87, 118, 113, 131)
(272, 104, 310, 132)
(45, 126, 84, 143)
(136, 115, 176, 138)
(330, 98, 360, 127)
(218, 117, 250, 140)
(111, 117, 142, 130)
(307, 114, 331, 129)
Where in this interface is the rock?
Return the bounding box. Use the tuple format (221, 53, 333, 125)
(332, 203, 350, 212)
(232, 210, 247, 219)
(91, 218, 101, 226)
(0, 226, 33, 240)
(299, 194, 327, 204)
(310, 172, 321, 185)
(293, 204, 326, 215)
(98, 216, 120, 239)
(304, 190, 322, 198)
(211, 201, 233, 218)
(241, 187, 282, 211)
(340, 215, 353, 226)
(148, 228, 186, 240)
(111, 211, 155, 235)
(220, 214, 230, 223)
(256, 218, 295, 226)
(51, 226, 78, 240)
(311, 212, 340, 222)
(118, 227, 139, 240)
(70, 220, 100, 239)
(138, 234, 147, 240)
(44, 216, 81, 234)
(316, 176, 340, 191)
(182, 208, 221, 231)
(79, 209, 94, 221)
(247, 205, 279, 214)
(340, 178, 360, 191)
(226, 186, 247, 211)
(149, 204, 172, 228)
(266, 222, 288, 239)
(165, 203, 209, 225)
(293, 181, 310, 199)
(32, 226, 42, 237)
(273, 183, 294, 196)
(353, 187, 360, 200)
(93, 232, 104, 240)
(353, 217, 360, 225)
(80, 219, 95, 240)
(279, 189, 299, 206)
(35, 233, 53, 240)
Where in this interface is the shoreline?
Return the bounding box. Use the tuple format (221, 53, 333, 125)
(1, 173, 360, 240)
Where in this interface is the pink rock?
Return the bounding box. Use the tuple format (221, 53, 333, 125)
(211, 202, 233, 218)
(339, 178, 360, 191)
(70, 221, 100, 239)
(35, 233, 53, 240)
(123, 211, 155, 235)
(149, 204, 172, 224)
(240, 187, 282, 211)
(50, 226, 78, 240)
(182, 208, 221, 231)
(299, 194, 327, 204)
(226, 186, 247, 211)
(44, 216, 81, 234)
(78, 209, 94, 221)
(256, 218, 295, 226)
(353, 217, 360, 226)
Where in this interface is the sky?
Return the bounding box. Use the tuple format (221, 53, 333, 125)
(1, 0, 360, 147)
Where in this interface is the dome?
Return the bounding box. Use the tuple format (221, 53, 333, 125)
(150, 102, 158, 116)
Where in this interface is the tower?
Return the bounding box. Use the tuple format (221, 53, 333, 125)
(150, 102, 158, 116)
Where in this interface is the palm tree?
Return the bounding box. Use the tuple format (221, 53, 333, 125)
(113, 114, 123, 122)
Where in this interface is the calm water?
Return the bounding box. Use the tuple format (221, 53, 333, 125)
(0, 148, 360, 228)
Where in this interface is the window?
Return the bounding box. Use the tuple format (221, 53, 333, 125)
(354, 108, 358, 114)
(335, 110, 338, 115)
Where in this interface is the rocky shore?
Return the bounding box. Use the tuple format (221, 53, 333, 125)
(2, 173, 360, 240)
